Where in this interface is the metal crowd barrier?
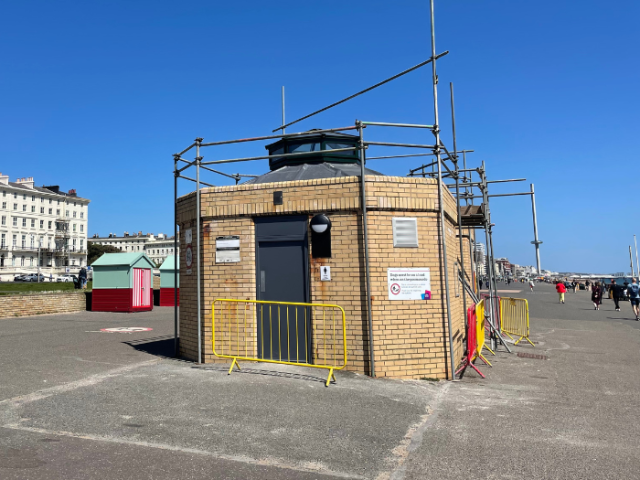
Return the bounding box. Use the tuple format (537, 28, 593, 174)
(475, 299, 492, 367)
(499, 297, 534, 347)
(456, 305, 485, 378)
(212, 299, 347, 386)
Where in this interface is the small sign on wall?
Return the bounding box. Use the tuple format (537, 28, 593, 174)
(388, 268, 431, 300)
(320, 266, 331, 281)
(216, 235, 240, 263)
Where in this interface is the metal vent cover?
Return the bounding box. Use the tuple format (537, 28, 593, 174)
(392, 218, 419, 248)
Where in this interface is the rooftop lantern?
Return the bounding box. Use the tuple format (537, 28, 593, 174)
(265, 131, 360, 171)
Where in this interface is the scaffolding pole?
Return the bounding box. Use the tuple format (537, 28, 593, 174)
(429, 0, 456, 381)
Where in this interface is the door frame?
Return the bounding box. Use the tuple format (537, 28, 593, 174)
(254, 216, 311, 362)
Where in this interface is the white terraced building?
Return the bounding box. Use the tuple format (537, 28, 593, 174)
(88, 232, 177, 266)
(0, 173, 90, 278)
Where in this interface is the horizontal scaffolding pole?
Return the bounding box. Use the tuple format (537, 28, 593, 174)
(198, 125, 359, 148)
(445, 178, 527, 187)
(201, 147, 358, 166)
(178, 175, 215, 187)
(372, 149, 474, 161)
(365, 141, 436, 149)
(175, 143, 196, 157)
(462, 192, 533, 199)
(272, 51, 450, 132)
(361, 121, 434, 129)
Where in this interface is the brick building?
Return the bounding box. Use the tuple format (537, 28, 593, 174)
(176, 133, 474, 380)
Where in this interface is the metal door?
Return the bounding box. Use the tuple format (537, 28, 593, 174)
(255, 216, 310, 363)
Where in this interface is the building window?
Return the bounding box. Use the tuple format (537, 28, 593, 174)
(21, 256, 25, 266)
(66, 211, 69, 218)
(80, 225, 84, 233)
(31, 195, 35, 201)
(73, 224, 76, 232)
(21, 235, 26, 248)
(49, 208, 52, 215)
(1, 233, 5, 247)
(12, 217, 17, 227)
(13, 203, 17, 210)
(1, 202, 5, 209)
(2, 190, 4, 197)
(49, 199, 52, 204)
(12, 235, 17, 247)
(31, 205, 35, 212)
(41, 197, 44, 203)
(23, 194, 26, 200)
(22, 218, 27, 227)
(80, 212, 84, 219)
(13, 193, 17, 199)
(31, 219, 35, 228)
(40, 207, 44, 214)
(48, 221, 52, 229)
(40, 220, 44, 229)
(73, 211, 76, 218)
(1, 216, 5, 226)
(30, 236, 34, 248)
(30, 256, 34, 267)
(22, 205, 26, 212)
(73, 202, 76, 207)
(56, 209, 60, 216)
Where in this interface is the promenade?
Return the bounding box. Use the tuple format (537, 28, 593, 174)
(0, 283, 638, 479)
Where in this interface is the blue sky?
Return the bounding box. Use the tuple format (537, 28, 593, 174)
(1, 0, 638, 273)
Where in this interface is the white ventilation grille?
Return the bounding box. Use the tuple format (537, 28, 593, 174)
(392, 218, 419, 248)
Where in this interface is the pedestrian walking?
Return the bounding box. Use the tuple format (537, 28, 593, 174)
(79, 266, 87, 289)
(49, 273, 53, 282)
(627, 278, 640, 321)
(610, 279, 623, 311)
(591, 281, 602, 310)
(529, 279, 535, 293)
(556, 281, 566, 303)
(479, 279, 483, 290)
(585, 279, 591, 291)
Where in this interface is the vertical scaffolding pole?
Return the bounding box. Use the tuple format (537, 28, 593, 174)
(357, 121, 375, 378)
(195, 138, 203, 364)
(629, 246, 634, 277)
(530, 183, 542, 275)
(450, 83, 468, 361)
(429, 0, 456, 380)
(281, 86, 286, 135)
(174, 156, 179, 357)
(633, 235, 640, 276)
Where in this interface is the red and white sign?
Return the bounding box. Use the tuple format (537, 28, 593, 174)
(185, 228, 193, 275)
(100, 327, 153, 333)
(387, 268, 431, 300)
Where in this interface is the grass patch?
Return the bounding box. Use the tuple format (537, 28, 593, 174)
(0, 281, 92, 296)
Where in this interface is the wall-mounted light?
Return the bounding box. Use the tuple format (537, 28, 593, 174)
(310, 214, 332, 258)
(310, 214, 331, 234)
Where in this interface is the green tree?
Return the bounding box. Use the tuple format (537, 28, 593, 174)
(87, 243, 121, 265)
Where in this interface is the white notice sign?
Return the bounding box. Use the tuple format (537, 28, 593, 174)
(320, 266, 331, 281)
(387, 268, 431, 300)
(185, 228, 192, 244)
(216, 235, 241, 263)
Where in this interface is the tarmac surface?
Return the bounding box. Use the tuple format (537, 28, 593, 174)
(0, 284, 639, 479)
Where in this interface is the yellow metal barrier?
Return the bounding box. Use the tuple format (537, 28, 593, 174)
(212, 299, 347, 386)
(499, 297, 534, 346)
(474, 300, 492, 367)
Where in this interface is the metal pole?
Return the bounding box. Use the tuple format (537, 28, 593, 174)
(530, 184, 542, 274)
(633, 235, 640, 276)
(464, 154, 476, 292)
(357, 121, 375, 378)
(174, 156, 179, 357)
(429, 0, 456, 381)
(450, 82, 468, 363)
(37, 238, 41, 282)
(281, 86, 286, 135)
(629, 246, 634, 277)
(195, 138, 203, 364)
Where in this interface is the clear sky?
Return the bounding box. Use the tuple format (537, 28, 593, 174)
(1, 1, 638, 273)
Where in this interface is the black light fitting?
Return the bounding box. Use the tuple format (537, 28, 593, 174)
(310, 214, 331, 234)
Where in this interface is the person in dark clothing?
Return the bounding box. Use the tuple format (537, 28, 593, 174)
(479, 279, 483, 290)
(591, 281, 603, 310)
(611, 279, 623, 311)
(79, 266, 87, 289)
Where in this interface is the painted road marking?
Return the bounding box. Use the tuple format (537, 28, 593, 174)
(100, 327, 153, 333)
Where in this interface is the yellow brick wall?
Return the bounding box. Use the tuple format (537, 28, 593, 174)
(0, 292, 87, 318)
(176, 175, 471, 379)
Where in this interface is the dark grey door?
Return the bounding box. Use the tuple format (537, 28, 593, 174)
(255, 216, 310, 363)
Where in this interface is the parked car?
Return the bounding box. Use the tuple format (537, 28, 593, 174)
(13, 274, 28, 282)
(57, 274, 77, 283)
(25, 274, 46, 282)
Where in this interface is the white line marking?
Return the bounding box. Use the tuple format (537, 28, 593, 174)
(2, 424, 364, 479)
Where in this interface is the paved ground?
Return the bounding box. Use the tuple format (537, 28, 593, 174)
(0, 285, 639, 479)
